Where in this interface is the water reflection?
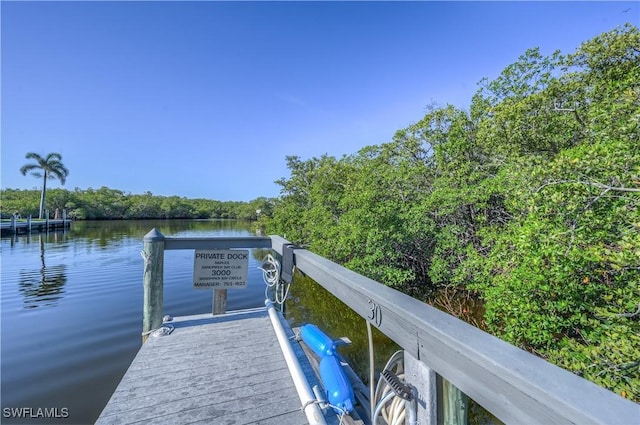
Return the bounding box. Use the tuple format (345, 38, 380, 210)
(17, 235, 68, 309)
(252, 247, 272, 261)
(69, 219, 254, 246)
(284, 271, 400, 383)
(1, 219, 262, 425)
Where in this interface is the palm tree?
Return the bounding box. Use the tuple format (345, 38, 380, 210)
(20, 152, 69, 219)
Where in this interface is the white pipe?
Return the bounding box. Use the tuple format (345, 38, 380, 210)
(265, 300, 327, 425)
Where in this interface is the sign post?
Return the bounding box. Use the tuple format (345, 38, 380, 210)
(193, 249, 249, 314)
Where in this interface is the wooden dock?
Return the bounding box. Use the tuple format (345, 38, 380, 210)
(0, 218, 71, 235)
(97, 307, 336, 425)
(106, 231, 638, 425)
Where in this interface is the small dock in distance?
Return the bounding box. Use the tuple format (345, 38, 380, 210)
(97, 307, 333, 425)
(0, 216, 71, 236)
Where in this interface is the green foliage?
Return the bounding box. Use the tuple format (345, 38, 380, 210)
(0, 186, 275, 221)
(266, 24, 640, 400)
(264, 137, 437, 287)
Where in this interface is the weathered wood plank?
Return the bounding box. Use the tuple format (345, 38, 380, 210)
(136, 395, 303, 425)
(96, 307, 310, 425)
(99, 377, 301, 424)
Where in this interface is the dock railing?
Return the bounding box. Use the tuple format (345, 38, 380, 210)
(142, 230, 638, 425)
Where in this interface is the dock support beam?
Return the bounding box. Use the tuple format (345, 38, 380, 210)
(142, 228, 165, 343)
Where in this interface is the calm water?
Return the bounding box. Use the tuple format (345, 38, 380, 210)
(1, 220, 397, 425)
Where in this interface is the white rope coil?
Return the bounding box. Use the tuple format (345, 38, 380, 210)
(260, 254, 290, 306)
(141, 324, 174, 337)
(373, 350, 407, 425)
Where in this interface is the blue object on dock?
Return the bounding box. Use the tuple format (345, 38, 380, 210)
(319, 354, 355, 413)
(300, 323, 335, 357)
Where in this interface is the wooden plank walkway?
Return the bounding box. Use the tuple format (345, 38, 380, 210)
(97, 307, 330, 425)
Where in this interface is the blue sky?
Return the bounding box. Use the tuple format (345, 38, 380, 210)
(2, 1, 638, 201)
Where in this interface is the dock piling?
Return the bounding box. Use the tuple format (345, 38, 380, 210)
(142, 228, 165, 343)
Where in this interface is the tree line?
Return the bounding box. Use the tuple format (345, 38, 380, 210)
(259, 25, 639, 400)
(1, 186, 274, 221)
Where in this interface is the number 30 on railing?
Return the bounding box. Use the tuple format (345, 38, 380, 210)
(367, 299, 382, 327)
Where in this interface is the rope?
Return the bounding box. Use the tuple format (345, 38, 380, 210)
(260, 254, 290, 306)
(301, 399, 317, 412)
(141, 324, 174, 337)
(373, 350, 406, 425)
(301, 399, 348, 424)
(367, 321, 375, 420)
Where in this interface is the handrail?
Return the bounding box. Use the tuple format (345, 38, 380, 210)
(269, 236, 639, 425)
(142, 230, 273, 332)
(164, 236, 272, 250)
(141, 229, 638, 424)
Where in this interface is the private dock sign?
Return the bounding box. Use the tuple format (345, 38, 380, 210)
(193, 250, 249, 289)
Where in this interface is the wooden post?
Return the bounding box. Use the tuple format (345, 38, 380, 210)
(142, 228, 165, 343)
(11, 215, 16, 234)
(213, 289, 227, 315)
(405, 351, 437, 425)
(27, 215, 32, 233)
(45, 210, 49, 232)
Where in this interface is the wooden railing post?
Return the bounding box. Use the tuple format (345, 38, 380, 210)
(142, 228, 165, 343)
(27, 215, 32, 233)
(11, 214, 16, 234)
(405, 351, 437, 425)
(213, 289, 227, 315)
